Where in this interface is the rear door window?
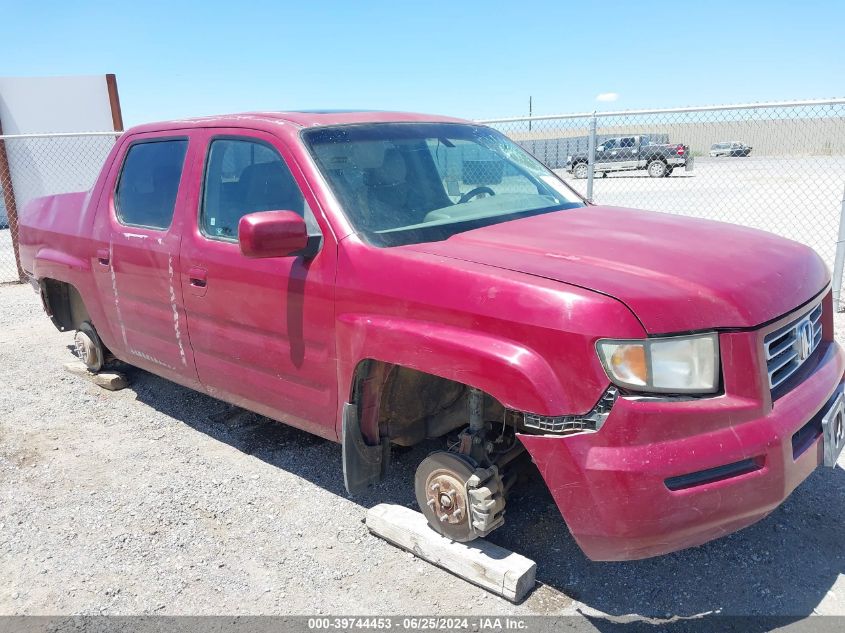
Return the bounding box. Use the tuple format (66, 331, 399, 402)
(116, 139, 189, 230)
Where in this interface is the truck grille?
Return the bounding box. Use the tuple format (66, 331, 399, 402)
(764, 303, 823, 391)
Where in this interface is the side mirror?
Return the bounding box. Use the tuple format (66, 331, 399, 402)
(596, 145, 605, 152)
(238, 210, 308, 258)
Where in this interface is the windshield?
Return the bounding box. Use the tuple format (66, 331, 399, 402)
(303, 122, 585, 247)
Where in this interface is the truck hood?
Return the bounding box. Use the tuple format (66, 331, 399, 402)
(405, 206, 828, 333)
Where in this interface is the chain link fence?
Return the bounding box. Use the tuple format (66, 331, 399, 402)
(0, 132, 119, 283)
(2, 100, 845, 297)
(480, 98, 845, 302)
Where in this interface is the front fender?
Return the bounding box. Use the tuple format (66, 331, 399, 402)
(336, 313, 567, 430)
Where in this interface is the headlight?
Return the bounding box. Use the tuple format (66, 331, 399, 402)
(596, 333, 719, 394)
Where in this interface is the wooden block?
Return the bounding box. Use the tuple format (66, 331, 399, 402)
(366, 503, 536, 602)
(63, 361, 128, 391)
(92, 372, 129, 391)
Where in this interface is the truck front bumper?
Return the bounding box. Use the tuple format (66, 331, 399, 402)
(518, 338, 845, 561)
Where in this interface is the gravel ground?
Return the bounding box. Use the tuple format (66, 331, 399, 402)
(2, 282, 845, 624)
(0, 229, 15, 284)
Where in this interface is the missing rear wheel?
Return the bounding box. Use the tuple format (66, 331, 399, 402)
(74, 321, 105, 372)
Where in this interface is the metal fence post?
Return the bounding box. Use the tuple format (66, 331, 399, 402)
(832, 184, 845, 311)
(0, 124, 25, 283)
(586, 112, 597, 202)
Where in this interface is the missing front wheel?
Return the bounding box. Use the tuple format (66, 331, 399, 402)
(414, 451, 505, 542)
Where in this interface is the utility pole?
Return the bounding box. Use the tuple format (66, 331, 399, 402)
(528, 96, 532, 132)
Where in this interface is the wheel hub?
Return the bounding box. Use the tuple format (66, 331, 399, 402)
(74, 331, 99, 369)
(426, 472, 467, 525)
(415, 452, 475, 541)
(415, 450, 508, 542)
(73, 322, 105, 372)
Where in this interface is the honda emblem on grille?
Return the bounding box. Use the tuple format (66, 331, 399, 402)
(797, 320, 814, 361)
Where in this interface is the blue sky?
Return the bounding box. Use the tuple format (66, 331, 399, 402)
(2, 0, 843, 127)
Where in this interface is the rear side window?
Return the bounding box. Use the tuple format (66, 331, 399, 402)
(200, 138, 315, 240)
(116, 139, 188, 230)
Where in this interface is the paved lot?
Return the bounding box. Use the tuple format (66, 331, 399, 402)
(557, 155, 845, 271)
(2, 282, 845, 626)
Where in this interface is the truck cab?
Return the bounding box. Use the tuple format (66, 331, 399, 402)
(595, 135, 646, 172)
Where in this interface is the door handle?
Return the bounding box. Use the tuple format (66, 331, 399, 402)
(188, 266, 208, 296)
(189, 268, 207, 286)
(96, 248, 110, 267)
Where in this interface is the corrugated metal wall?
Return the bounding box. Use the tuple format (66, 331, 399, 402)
(507, 116, 844, 164)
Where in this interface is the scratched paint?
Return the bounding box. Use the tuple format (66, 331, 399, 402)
(168, 255, 188, 366)
(108, 242, 128, 347)
(128, 348, 176, 371)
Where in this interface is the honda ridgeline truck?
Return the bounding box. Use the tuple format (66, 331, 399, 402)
(18, 111, 845, 560)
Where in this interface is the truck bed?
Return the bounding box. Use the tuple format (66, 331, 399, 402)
(18, 191, 95, 278)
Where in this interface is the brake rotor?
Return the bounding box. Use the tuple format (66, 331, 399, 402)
(74, 322, 104, 372)
(415, 451, 476, 542)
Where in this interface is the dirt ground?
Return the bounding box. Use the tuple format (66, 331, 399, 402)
(2, 282, 845, 626)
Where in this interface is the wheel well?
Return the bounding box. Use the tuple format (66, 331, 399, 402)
(349, 360, 505, 447)
(41, 279, 91, 332)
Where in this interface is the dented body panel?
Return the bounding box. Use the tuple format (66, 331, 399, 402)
(408, 206, 829, 334)
(16, 110, 844, 561)
(520, 292, 844, 560)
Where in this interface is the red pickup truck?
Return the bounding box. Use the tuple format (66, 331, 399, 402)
(18, 111, 845, 561)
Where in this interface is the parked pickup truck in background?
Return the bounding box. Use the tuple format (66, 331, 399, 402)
(18, 111, 845, 561)
(567, 134, 693, 178)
